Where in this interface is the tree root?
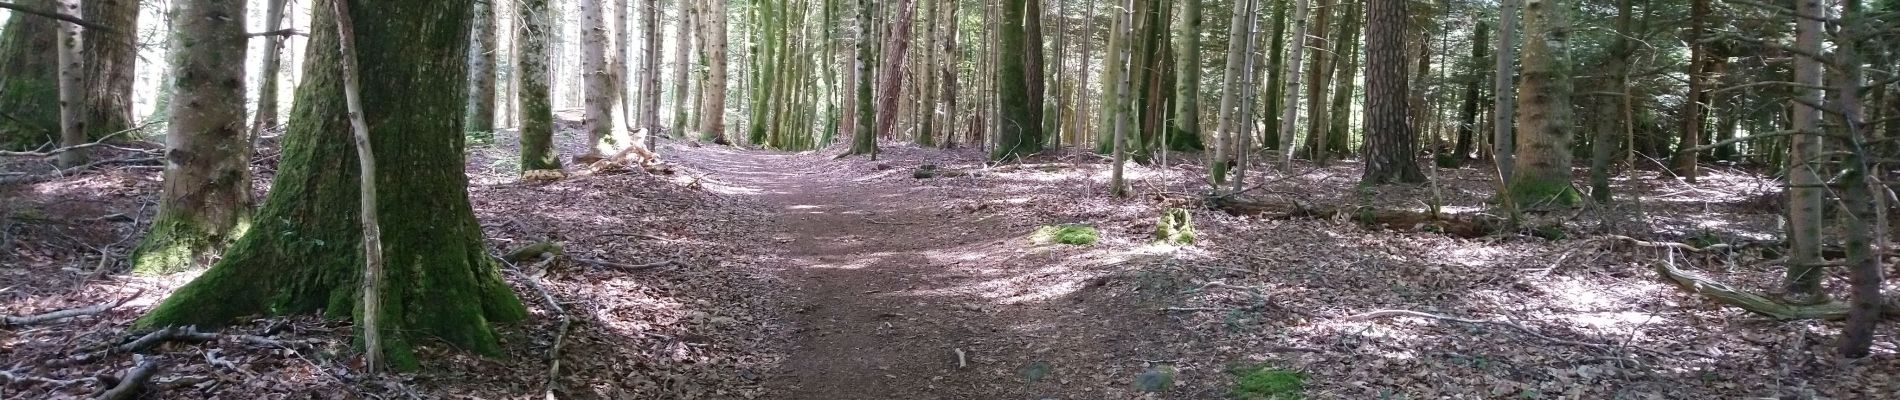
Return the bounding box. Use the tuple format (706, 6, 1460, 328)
(1651, 258, 1855, 320)
(2, 290, 140, 327)
(118, 326, 303, 353)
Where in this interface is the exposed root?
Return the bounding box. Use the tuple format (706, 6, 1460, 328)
(506, 254, 572, 400)
(118, 326, 302, 353)
(573, 257, 682, 272)
(1651, 256, 1855, 321)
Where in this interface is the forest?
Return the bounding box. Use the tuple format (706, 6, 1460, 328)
(0, 0, 1897, 397)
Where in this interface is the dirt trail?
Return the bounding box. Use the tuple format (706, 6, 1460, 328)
(669, 145, 1183, 399)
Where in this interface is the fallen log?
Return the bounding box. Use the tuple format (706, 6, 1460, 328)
(1652, 259, 1854, 320)
(1208, 196, 1521, 239)
(94, 355, 159, 400)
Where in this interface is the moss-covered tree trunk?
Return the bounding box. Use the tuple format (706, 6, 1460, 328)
(465, 0, 499, 135)
(518, 0, 560, 170)
(139, 0, 528, 370)
(848, 0, 876, 155)
(581, 0, 626, 156)
(0, 0, 60, 150)
(1505, 0, 1576, 203)
(671, 0, 693, 138)
(992, 0, 1043, 160)
(130, 0, 253, 275)
(1359, 0, 1425, 184)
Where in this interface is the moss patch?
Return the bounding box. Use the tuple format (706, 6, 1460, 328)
(1154, 208, 1195, 244)
(1032, 224, 1098, 245)
(1228, 363, 1305, 399)
(1508, 177, 1582, 208)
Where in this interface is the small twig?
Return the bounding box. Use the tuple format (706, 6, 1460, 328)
(1603, 234, 1733, 252)
(243, 28, 306, 37)
(1341, 309, 1619, 353)
(573, 257, 681, 271)
(2, 290, 140, 327)
(0, 1, 115, 31)
(94, 355, 160, 400)
(0, 124, 142, 157)
(859, 215, 914, 225)
(0, 367, 98, 387)
(953, 348, 967, 368)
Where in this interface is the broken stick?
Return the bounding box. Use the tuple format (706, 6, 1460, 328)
(94, 355, 160, 400)
(2, 290, 140, 327)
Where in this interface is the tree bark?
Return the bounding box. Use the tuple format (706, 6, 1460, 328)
(138, 0, 528, 371)
(848, 0, 877, 155)
(1359, 0, 1424, 184)
(1671, 0, 1709, 182)
(81, 0, 135, 139)
(518, 0, 561, 170)
(1454, 22, 1489, 166)
(641, 0, 661, 146)
(874, 0, 917, 143)
(129, 0, 252, 275)
(1782, 0, 1826, 304)
(1505, 0, 1576, 204)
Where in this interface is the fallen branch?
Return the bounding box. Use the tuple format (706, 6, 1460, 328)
(1605, 235, 1735, 252)
(0, 124, 141, 157)
(0, 156, 162, 186)
(94, 355, 159, 400)
(1341, 309, 1619, 353)
(506, 262, 571, 400)
(1652, 257, 1854, 320)
(858, 215, 913, 225)
(2, 290, 139, 327)
(0, 367, 97, 387)
(573, 257, 681, 272)
(1210, 196, 1524, 239)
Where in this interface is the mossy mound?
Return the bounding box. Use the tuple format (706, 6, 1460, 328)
(1507, 177, 1582, 208)
(1032, 224, 1098, 245)
(1228, 363, 1305, 399)
(1154, 208, 1195, 244)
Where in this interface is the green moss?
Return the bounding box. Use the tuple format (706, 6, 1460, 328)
(129, 215, 247, 275)
(1032, 224, 1098, 245)
(1154, 208, 1195, 244)
(1228, 363, 1305, 400)
(1508, 176, 1582, 208)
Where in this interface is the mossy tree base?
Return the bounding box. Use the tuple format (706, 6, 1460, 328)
(138, 0, 526, 371)
(1508, 176, 1582, 209)
(1154, 208, 1195, 244)
(128, 217, 245, 275)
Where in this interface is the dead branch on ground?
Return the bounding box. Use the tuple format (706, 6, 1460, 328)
(1209, 196, 1528, 239)
(94, 355, 159, 400)
(2, 290, 139, 327)
(505, 255, 572, 400)
(573, 257, 682, 271)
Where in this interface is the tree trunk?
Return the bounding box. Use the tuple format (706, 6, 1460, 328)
(992, 0, 1043, 160)
(466, 0, 499, 135)
(1454, 22, 1489, 166)
(1259, 0, 1287, 152)
(254, 0, 291, 138)
(1310, 0, 1361, 164)
(1209, 0, 1250, 185)
(1505, 0, 1576, 204)
(1301, 0, 1336, 163)
(1359, 0, 1424, 184)
(138, 0, 528, 371)
(1782, 0, 1827, 303)
(1493, 0, 1521, 183)
(1108, 0, 1134, 196)
(130, 0, 252, 275)
(1671, 0, 1709, 182)
(0, 0, 59, 150)
(518, 0, 561, 170)
(55, 0, 85, 168)
(641, 0, 662, 146)
(671, 0, 693, 137)
(581, 0, 621, 155)
(875, 0, 917, 143)
(700, 0, 729, 143)
(1172, 0, 1203, 163)
(1094, 0, 1129, 154)
(1275, 0, 1311, 169)
(1833, 0, 1881, 358)
(1589, 0, 1632, 203)
(939, 0, 960, 149)
(1023, 0, 1045, 149)
(82, 0, 135, 138)
(849, 0, 877, 155)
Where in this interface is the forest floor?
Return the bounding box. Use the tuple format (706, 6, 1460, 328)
(3, 127, 1898, 399)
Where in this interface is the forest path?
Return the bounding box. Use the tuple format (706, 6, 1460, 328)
(667, 144, 1161, 399)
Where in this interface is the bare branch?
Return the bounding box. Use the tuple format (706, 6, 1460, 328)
(0, 1, 114, 31)
(1, 290, 140, 327)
